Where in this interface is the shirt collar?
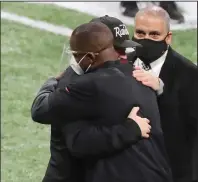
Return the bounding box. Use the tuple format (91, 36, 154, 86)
(150, 49, 168, 68)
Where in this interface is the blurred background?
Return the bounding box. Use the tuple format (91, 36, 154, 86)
(1, 2, 197, 182)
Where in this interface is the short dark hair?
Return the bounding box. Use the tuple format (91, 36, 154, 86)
(70, 22, 114, 52)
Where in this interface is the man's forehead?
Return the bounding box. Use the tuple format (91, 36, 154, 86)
(135, 14, 166, 33)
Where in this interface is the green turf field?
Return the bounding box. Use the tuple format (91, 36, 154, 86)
(1, 2, 197, 182)
(1, 20, 67, 182)
(1, 2, 197, 62)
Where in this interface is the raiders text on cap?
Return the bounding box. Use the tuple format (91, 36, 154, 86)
(114, 24, 129, 37)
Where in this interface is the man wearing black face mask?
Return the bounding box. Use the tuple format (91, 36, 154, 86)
(128, 6, 198, 182)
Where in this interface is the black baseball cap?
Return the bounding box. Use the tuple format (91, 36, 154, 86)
(90, 15, 141, 49)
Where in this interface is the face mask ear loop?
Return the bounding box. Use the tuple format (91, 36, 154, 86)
(164, 33, 170, 50)
(84, 52, 97, 73)
(164, 32, 170, 41)
(85, 64, 92, 73)
(77, 52, 91, 73)
(78, 52, 88, 65)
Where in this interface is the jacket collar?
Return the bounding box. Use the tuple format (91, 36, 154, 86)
(87, 60, 121, 73)
(159, 46, 177, 87)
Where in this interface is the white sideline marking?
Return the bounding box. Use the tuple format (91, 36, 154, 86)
(32, 2, 197, 30)
(1, 11, 197, 66)
(1, 11, 72, 37)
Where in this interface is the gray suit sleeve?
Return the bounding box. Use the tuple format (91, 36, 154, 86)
(156, 78, 164, 96)
(31, 77, 58, 124)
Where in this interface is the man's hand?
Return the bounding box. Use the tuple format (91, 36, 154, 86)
(128, 107, 151, 138)
(133, 68, 160, 91)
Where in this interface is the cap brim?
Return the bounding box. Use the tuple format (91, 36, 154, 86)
(118, 40, 142, 48)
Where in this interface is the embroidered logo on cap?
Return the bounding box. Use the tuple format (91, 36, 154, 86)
(114, 24, 129, 37)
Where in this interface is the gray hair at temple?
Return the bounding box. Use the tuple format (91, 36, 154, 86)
(135, 6, 171, 32)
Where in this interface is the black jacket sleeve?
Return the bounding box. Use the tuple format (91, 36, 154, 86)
(180, 63, 197, 133)
(180, 62, 198, 181)
(31, 76, 142, 157)
(62, 118, 141, 158)
(47, 75, 97, 122)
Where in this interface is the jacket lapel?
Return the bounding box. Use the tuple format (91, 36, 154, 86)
(159, 47, 177, 91)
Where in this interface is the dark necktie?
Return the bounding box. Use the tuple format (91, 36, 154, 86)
(141, 61, 151, 71)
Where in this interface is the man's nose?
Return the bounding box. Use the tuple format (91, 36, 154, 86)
(144, 34, 150, 39)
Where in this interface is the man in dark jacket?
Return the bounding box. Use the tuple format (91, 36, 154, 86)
(128, 6, 197, 182)
(32, 21, 173, 182)
(31, 16, 150, 182)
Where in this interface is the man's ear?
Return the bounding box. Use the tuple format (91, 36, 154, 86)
(166, 32, 172, 45)
(87, 53, 96, 63)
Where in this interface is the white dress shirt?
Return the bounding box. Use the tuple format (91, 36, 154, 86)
(133, 50, 168, 77)
(133, 50, 168, 95)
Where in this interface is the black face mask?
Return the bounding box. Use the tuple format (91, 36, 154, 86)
(132, 36, 168, 64)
